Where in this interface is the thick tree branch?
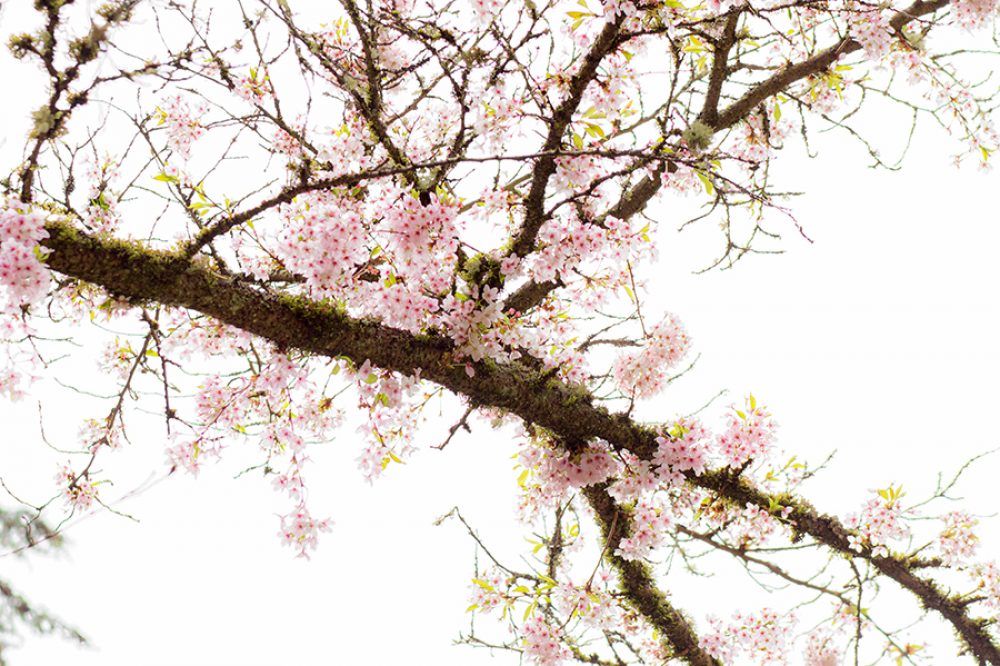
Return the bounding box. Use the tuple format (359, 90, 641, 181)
(501, 162, 667, 314)
(499, 0, 955, 316)
(584, 484, 721, 666)
(39, 218, 1000, 664)
(698, 11, 742, 127)
(714, 0, 950, 130)
(508, 15, 626, 259)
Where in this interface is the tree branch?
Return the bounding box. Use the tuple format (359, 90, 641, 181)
(508, 14, 626, 259)
(584, 484, 721, 666)
(39, 217, 1000, 664)
(715, 0, 950, 130)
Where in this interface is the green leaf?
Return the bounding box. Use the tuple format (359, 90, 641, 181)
(517, 469, 530, 488)
(154, 172, 179, 183)
(683, 36, 703, 53)
(364, 373, 378, 384)
(695, 170, 714, 195)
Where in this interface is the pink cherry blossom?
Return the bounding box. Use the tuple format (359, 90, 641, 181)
(615, 497, 675, 561)
(716, 397, 778, 468)
(56, 464, 99, 511)
(974, 561, 1000, 611)
(521, 615, 569, 666)
(0, 198, 50, 312)
(845, 488, 910, 558)
(654, 418, 711, 483)
(611, 313, 690, 399)
(953, 0, 999, 29)
(158, 95, 206, 160)
(700, 608, 795, 665)
(803, 629, 842, 666)
(937, 511, 979, 565)
(278, 507, 332, 558)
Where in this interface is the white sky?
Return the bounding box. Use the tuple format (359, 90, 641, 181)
(1, 2, 999, 665)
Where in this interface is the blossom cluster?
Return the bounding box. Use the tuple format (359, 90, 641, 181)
(802, 629, 842, 666)
(0, 198, 50, 312)
(0, 344, 34, 401)
(937, 511, 979, 565)
(84, 156, 121, 232)
(716, 398, 778, 468)
(521, 615, 570, 666)
(278, 509, 333, 557)
(162, 351, 338, 557)
(158, 95, 206, 160)
(974, 561, 1000, 611)
(723, 502, 787, 548)
(56, 464, 99, 512)
(275, 191, 371, 298)
(553, 576, 618, 629)
(472, 85, 525, 152)
(615, 497, 675, 560)
(700, 607, 795, 664)
(468, 569, 512, 615)
(469, 0, 504, 25)
(953, 0, 999, 29)
(526, 209, 654, 310)
(653, 417, 711, 484)
(516, 436, 619, 517)
(607, 452, 659, 503)
(611, 313, 691, 399)
(845, 488, 910, 558)
(352, 360, 422, 483)
(847, 6, 893, 60)
(236, 67, 269, 102)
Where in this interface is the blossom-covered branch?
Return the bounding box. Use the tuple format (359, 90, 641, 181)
(2, 0, 999, 662)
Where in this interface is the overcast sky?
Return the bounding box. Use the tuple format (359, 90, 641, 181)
(1, 3, 999, 665)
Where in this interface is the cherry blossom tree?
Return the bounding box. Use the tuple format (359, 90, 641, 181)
(1, 0, 999, 663)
